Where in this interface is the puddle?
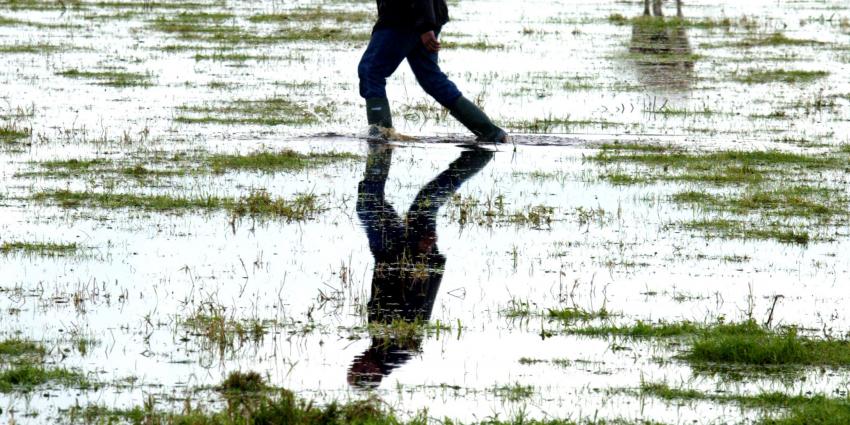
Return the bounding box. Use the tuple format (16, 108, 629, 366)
(1, 0, 850, 423)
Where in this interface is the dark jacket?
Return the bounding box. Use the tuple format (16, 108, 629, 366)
(374, 0, 449, 34)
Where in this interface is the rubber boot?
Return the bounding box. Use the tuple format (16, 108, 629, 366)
(366, 98, 393, 141)
(449, 96, 508, 144)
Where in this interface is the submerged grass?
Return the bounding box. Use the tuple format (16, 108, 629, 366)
(57, 68, 153, 87)
(0, 339, 87, 393)
(0, 121, 30, 144)
(0, 364, 88, 393)
(0, 42, 60, 53)
(735, 69, 829, 84)
(688, 321, 850, 366)
(683, 219, 811, 245)
(576, 320, 850, 367)
(31, 189, 327, 221)
(209, 149, 359, 173)
(0, 241, 80, 257)
(732, 32, 825, 48)
(672, 186, 847, 219)
(641, 383, 850, 424)
(0, 339, 44, 357)
(231, 191, 325, 221)
(248, 8, 372, 24)
(176, 96, 333, 126)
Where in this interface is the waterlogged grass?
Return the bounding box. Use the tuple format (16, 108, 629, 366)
(730, 32, 825, 48)
(735, 69, 829, 84)
(443, 39, 506, 50)
(575, 320, 850, 367)
(507, 116, 622, 133)
(231, 191, 325, 221)
(248, 8, 373, 24)
(683, 219, 811, 245)
(607, 13, 747, 30)
(363, 319, 454, 349)
(593, 146, 850, 243)
(151, 13, 369, 44)
(57, 68, 153, 87)
(0, 121, 30, 144)
(641, 382, 850, 424)
(548, 307, 611, 323)
(22, 149, 357, 179)
(32, 189, 227, 211)
(0, 364, 89, 393)
(493, 383, 535, 402)
(571, 321, 702, 338)
(0, 241, 80, 257)
(30, 189, 326, 221)
(672, 186, 847, 219)
(181, 305, 272, 354)
(0, 339, 44, 357)
(0, 42, 60, 53)
(209, 149, 359, 173)
(0, 338, 87, 393)
(593, 147, 844, 182)
(5, 0, 214, 11)
(688, 321, 850, 366)
(446, 194, 555, 229)
(176, 96, 333, 126)
(67, 370, 664, 425)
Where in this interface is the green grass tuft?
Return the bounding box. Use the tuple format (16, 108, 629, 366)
(0, 364, 88, 393)
(1, 241, 80, 257)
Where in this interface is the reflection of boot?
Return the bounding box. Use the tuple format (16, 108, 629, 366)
(449, 96, 509, 144)
(363, 143, 393, 183)
(652, 0, 663, 16)
(366, 98, 393, 141)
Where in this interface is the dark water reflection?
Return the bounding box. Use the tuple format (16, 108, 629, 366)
(629, 15, 694, 90)
(348, 145, 494, 388)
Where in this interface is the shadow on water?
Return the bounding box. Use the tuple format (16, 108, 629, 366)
(629, 9, 694, 91)
(348, 144, 494, 389)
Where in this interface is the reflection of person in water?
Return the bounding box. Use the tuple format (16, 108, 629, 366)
(348, 144, 493, 388)
(629, 2, 693, 90)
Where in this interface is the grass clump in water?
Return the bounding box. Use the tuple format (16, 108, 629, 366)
(181, 305, 270, 355)
(548, 307, 611, 323)
(0, 42, 60, 53)
(231, 191, 325, 221)
(209, 149, 359, 173)
(640, 383, 850, 424)
(735, 69, 829, 84)
(687, 321, 850, 366)
(0, 339, 44, 357)
(176, 97, 333, 126)
(0, 364, 88, 393)
(571, 321, 702, 338)
(248, 7, 372, 24)
(57, 68, 153, 87)
(672, 186, 846, 219)
(0, 121, 31, 144)
(683, 219, 811, 245)
(32, 189, 227, 211)
(732, 32, 825, 48)
(1, 241, 80, 257)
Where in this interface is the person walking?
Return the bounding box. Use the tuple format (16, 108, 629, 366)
(357, 0, 508, 143)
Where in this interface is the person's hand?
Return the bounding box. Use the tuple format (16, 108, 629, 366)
(420, 31, 440, 53)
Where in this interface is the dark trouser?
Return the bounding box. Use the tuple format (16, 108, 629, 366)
(358, 27, 463, 108)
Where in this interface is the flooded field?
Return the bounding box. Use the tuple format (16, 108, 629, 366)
(2, 0, 850, 423)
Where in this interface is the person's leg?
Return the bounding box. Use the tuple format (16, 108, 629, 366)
(358, 28, 419, 131)
(406, 37, 508, 143)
